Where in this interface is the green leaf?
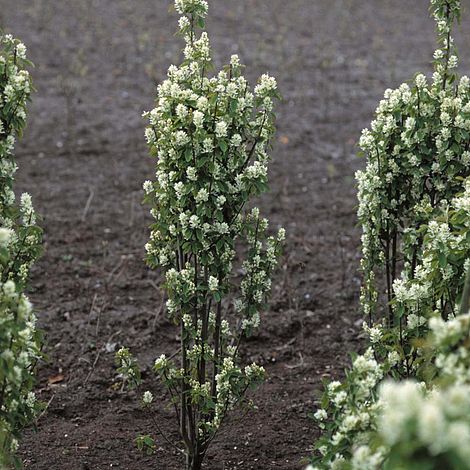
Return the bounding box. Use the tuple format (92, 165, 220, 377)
(197, 17, 205, 29)
(438, 252, 447, 268)
(219, 139, 228, 153)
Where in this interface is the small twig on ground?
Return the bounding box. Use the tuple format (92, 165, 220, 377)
(80, 293, 99, 355)
(106, 255, 131, 288)
(285, 352, 305, 370)
(81, 187, 95, 222)
(84, 329, 122, 385)
(128, 192, 136, 228)
(36, 394, 56, 423)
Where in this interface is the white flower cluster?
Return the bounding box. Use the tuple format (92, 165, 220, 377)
(429, 312, 470, 385)
(385, 179, 470, 360)
(311, 348, 386, 467)
(376, 380, 470, 466)
(115, 347, 141, 389)
(0, 34, 40, 286)
(142, 390, 154, 406)
(175, 0, 208, 17)
(239, 210, 284, 334)
(0, 277, 40, 467)
(209, 358, 265, 429)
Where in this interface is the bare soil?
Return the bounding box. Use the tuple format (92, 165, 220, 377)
(1, 0, 470, 468)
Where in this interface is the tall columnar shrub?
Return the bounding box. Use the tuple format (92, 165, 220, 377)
(0, 33, 42, 467)
(357, 0, 468, 350)
(309, 1, 470, 468)
(117, 1, 283, 469)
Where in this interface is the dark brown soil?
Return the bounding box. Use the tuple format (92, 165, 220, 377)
(2, 0, 470, 469)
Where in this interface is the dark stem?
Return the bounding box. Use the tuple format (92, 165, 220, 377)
(441, 1, 452, 89)
(460, 267, 470, 315)
(210, 300, 222, 404)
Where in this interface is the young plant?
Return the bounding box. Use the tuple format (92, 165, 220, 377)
(116, 1, 284, 469)
(0, 33, 42, 468)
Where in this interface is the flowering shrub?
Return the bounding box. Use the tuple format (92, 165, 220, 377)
(357, 0, 467, 333)
(116, 1, 284, 468)
(309, 182, 470, 468)
(352, 0, 470, 394)
(0, 33, 42, 468)
(372, 179, 470, 377)
(309, 1, 470, 468)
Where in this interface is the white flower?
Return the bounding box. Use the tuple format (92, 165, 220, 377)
(178, 16, 190, 31)
(16, 43, 27, 59)
(277, 228, 286, 241)
(154, 354, 168, 370)
(387, 350, 400, 367)
(193, 110, 204, 128)
(189, 215, 200, 228)
(362, 321, 384, 344)
(175, 0, 208, 16)
(175, 130, 189, 147)
(415, 73, 427, 88)
(314, 409, 327, 421)
(332, 391, 347, 406)
(3, 280, 16, 298)
(143, 180, 153, 194)
(197, 96, 208, 111)
(245, 161, 267, 179)
(418, 400, 446, 450)
(203, 138, 213, 153)
(0, 227, 13, 247)
(328, 381, 341, 394)
(230, 133, 242, 147)
(176, 103, 188, 119)
(26, 392, 36, 409)
(255, 74, 277, 97)
(195, 188, 209, 203)
(208, 276, 219, 292)
(245, 363, 264, 379)
(407, 313, 426, 330)
(142, 391, 154, 405)
(215, 121, 228, 138)
(230, 54, 241, 68)
(20, 192, 35, 224)
(448, 55, 459, 69)
(186, 166, 197, 181)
